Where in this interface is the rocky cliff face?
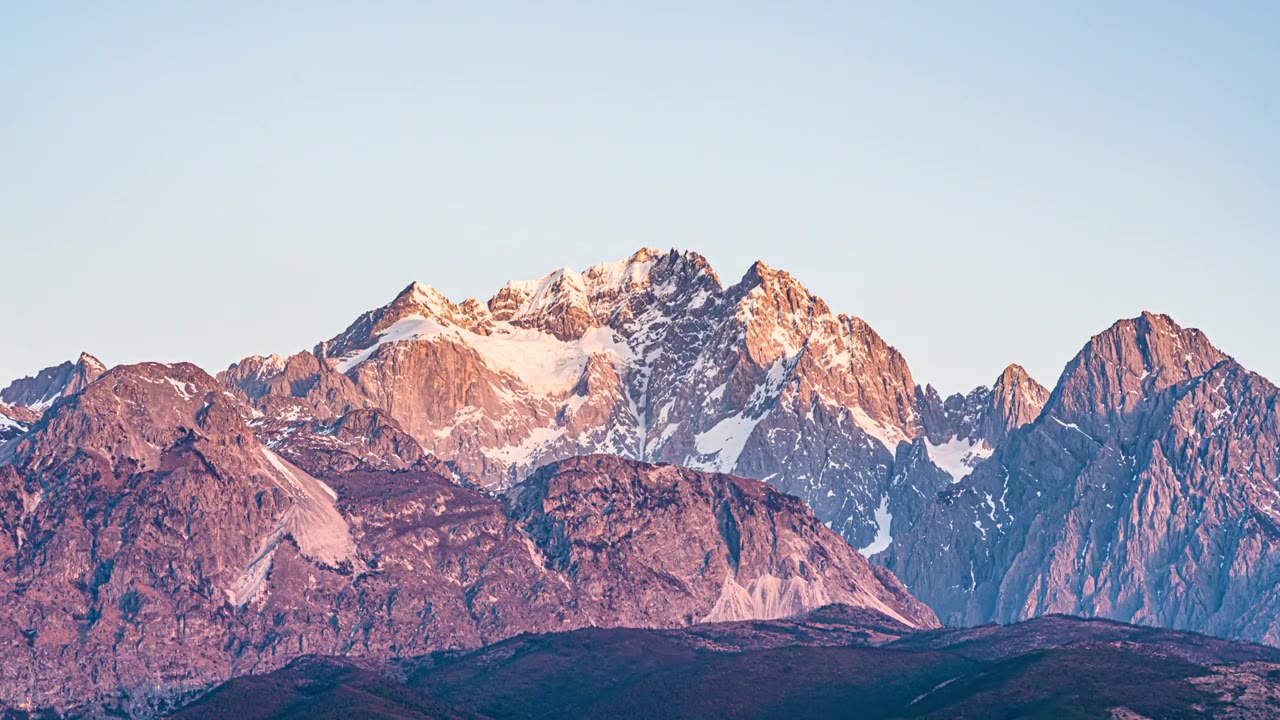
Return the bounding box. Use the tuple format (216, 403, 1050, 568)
(0, 362, 933, 716)
(509, 455, 936, 629)
(0, 352, 106, 414)
(0, 404, 38, 443)
(219, 277, 1280, 651)
(882, 312, 1280, 645)
(221, 250, 1040, 550)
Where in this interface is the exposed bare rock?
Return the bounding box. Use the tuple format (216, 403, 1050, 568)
(219, 350, 369, 421)
(0, 352, 106, 415)
(882, 313, 1280, 646)
(223, 250, 975, 549)
(0, 404, 37, 443)
(249, 406, 435, 477)
(0, 364, 932, 715)
(983, 363, 1052, 443)
(0, 404, 38, 426)
(861, 364, 1051, 572)
(508, 455, 938, 629)
(914, 363, 1049, 481)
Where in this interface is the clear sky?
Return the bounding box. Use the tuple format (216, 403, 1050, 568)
(3, 2, 1277, 394)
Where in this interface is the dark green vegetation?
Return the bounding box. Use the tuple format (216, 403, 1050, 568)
(171, 609, 1280, 719)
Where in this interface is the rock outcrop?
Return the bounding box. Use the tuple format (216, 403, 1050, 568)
(0, 352, 106, 415)
(222, 250, 1041, 549)
(0, 404, 37, 443)
(0, 362, 933, 716)
(882, 313, 1280, 645)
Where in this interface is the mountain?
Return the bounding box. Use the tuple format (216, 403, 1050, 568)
(222, 255, 1280, 648)
(0, 353, 107, 446)
(0, 404, 38, 443)
(0, 362, 932, 715)
(221, 249, 1047, 550)
(882, 312, 1280, 645)
(0, 352, 106, 414)
(172, 609, 1280, 720)
(919, 363, 1050, 450)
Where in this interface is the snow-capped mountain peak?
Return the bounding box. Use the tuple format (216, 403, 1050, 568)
(222, 249, 1031, 547)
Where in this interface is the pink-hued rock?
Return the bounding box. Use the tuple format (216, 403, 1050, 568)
(0, 362, 933, 715)
(0, 352, 106, 414)
(221, 250, 1044, 550)
(882, 312, 1280, 646)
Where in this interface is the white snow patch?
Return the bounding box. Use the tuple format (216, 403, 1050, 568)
(28, 391, 61, 412)
(562, 393, 589, 416)
(859, 496, 893, 557)
(925, 436, 994, 483)
(487, 426, 566, 466)
(1049, 416, 1093, 439)
(335, 316, 448, 373)
(336, 315, 632, 394)
(850, 407, 909, 452)
(165, 377, 197, 401)
(582, 255, 655, 297)
(470, 325, 631, 391)
(656, 422, 680, 446)
(688, 413, 767, 473)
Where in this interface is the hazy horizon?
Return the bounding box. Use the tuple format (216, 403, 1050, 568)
(4, 3, 1277, 392)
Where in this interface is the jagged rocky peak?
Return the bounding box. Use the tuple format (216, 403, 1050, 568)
(724, 258, 921, 437)
(386, 281, 494, 334)
(0, 351, 107, 414)
(0, 353, 108, 445)
(74, 352, 108, 376)
(1044, 311, 1229, 436)
(730, 260, 829, 356)
(981, 363, 1050, 443)
(493, 266, 596, 340)
(738, 259, 830, 312)
(217, 349, 370, 423)
(911, 364, 1048, 484)
(221, 351, 320, 398)
(4, 361, 250, 473)
(883, 311, 1280, 644)
(485, 247, 670, 340)
(219, 248, 942, 551)
(0, 359, 367, 713)
(919, 364, 1047, 446)
(916, 383, 988, 445)
(258, 405, 440, 478)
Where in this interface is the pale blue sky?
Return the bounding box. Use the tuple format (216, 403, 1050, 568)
(3, 2, 1277, 393)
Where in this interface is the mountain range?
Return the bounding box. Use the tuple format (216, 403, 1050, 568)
(0, 359, 930, 715)
(1, 248, 1277, 716)
(218, 249, 1050, 552)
